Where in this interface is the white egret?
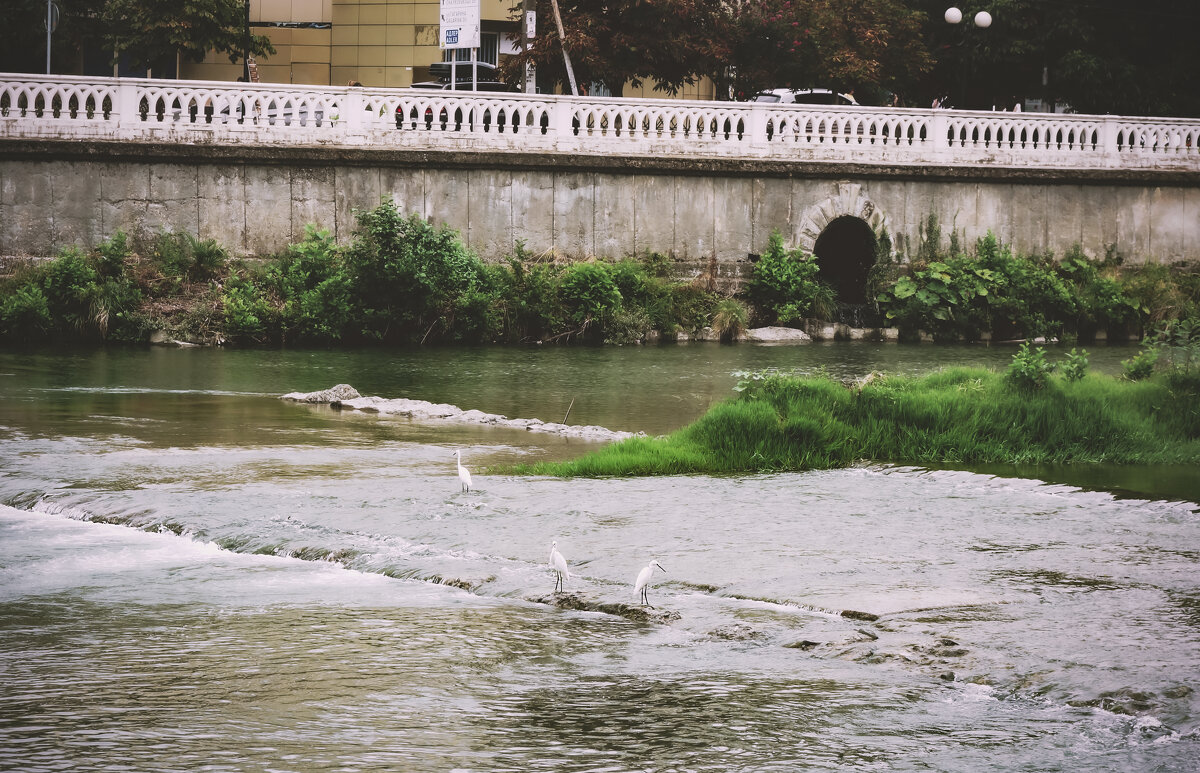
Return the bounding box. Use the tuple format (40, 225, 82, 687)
(549, 540, 570, 593)
(635, 559, 667, 606)
(454, 449, 472, 492)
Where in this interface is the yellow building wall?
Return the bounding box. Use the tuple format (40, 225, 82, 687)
(181, 0, 334, 84)
(330, 0, 513, 89)
(177, 0, 711, 101)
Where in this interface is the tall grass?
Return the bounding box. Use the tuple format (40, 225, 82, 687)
(519, 368, 1200, 477)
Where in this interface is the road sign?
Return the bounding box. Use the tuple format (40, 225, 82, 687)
(440, 0, 480, 50)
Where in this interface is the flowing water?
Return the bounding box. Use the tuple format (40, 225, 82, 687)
(1, 344, 1198, 772)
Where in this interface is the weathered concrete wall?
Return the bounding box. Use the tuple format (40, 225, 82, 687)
(2, 140, 1197, 278)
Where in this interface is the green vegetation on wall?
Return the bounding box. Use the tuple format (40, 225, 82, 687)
(875, 218, 1199, 343)
(2, 203, 1197, 349)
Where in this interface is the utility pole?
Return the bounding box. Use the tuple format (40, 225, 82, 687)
(45, 0, 53, 74)
(521, 0, 536, 93)
(548, 0, 577, 96)
(242, 0, 250, 82)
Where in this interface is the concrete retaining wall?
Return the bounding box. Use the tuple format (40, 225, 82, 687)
(2, 139, 1197, 277)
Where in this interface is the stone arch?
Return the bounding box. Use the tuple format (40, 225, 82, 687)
(795, 182, 896, 307)
(795, 181, 893, 256)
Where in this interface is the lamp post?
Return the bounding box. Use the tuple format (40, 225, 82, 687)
(944, 7, 992, 109)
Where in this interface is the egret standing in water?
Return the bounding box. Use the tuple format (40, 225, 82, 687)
(550, 541, 570, 593)
(635, 559, 667, 606)
(454, 449, 473, 492)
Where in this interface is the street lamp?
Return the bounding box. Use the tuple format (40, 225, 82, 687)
(945, 7, 991, 28)
(944, 7, 992, 109)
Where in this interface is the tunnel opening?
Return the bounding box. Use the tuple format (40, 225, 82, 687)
(813, 215, 879, 326)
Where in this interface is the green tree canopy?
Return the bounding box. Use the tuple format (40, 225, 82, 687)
(102, 0, 273, 73)
(1, 0, 273, 76)
(913, 0, 1200, 116)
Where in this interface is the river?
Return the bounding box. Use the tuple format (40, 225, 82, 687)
(1, 343, 1197, 771)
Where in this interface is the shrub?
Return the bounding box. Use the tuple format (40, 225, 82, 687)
(746, 230, 834, 326)
(222, 276, 275, 341)
(91, 276, 142, 339)
(605, 306, 652, 345)
(41, 248, 98, 332)
(486, 254, 561, 342)
(345, 198, 486, 341)
(0, 282, 52, 340)
(1151, 318, 1200, 373)
(975, 234, 1075, 340)
(1060, 347, 1089, 382)
(1122, 346, 1160, 381)
(558, 261, 621, 331)
(711, 298, 748, 342)
(265, 226, 352, 342)
(95, 230, 131, 279)
(875, 254, 993, 342)
(661, 284, 716, 334)
(1005, 343, 1056, 391)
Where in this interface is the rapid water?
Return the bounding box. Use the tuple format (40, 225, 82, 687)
(1, 345, 1197, 771)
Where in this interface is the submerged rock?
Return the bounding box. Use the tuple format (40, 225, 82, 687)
(706, 623, 767, 641)
(282, 384, 362, 403)
(840, 609, 881, 622)
(528, 591, 681, 623)
(281, 384, 641, 443)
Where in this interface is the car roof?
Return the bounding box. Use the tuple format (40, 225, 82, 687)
(752, 88, 859, 105)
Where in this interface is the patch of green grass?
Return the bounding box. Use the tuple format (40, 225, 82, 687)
(519, 368, 1200, 477)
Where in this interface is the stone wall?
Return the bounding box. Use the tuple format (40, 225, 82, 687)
(2, 139, 1197, 281)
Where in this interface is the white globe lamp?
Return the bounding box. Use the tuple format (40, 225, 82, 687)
(944, 7, 963, 24)
(974, 11, 992, 28)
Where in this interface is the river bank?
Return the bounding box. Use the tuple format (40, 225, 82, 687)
(3, 202, 1196, 350)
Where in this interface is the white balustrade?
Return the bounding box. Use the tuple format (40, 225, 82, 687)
(2, 73, 1197, 172)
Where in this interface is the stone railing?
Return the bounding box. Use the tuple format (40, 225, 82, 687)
(3, 74, 1199, 172)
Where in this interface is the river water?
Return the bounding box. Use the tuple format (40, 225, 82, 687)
(1, 344, 1197, 772)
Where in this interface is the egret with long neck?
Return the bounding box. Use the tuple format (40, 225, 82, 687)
(635, 559, 667, 606)
(454, 450, 472, 492)
(550, 541, 570, 593)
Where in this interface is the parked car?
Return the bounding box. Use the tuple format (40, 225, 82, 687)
(752, 88, 859, 106)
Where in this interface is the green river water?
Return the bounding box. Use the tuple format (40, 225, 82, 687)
(1, 342, 1197, 771)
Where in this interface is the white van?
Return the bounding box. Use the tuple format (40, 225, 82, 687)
(753, 88, 859, 106)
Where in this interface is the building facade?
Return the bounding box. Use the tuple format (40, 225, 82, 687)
(178, 0, 715, 99)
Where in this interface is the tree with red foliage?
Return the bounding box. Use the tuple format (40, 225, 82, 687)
(727, 0, 931, 103)
(502, 0, 732, 97)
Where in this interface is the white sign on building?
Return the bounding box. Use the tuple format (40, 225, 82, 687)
(440, 0, 481, 50)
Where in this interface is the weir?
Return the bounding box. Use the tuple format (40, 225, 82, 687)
(2, 74, 1199, 280)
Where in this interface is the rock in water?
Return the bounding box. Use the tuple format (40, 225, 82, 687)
(743, 326, 812, 343)
(280, 384, 641, 442)
(528, 591, 681, 623)
(281, 384, 362, 403)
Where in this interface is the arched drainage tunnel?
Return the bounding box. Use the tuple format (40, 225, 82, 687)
(814, 215, 879, 327)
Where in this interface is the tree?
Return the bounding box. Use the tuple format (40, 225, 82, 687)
(102, 0, 274, 73)
(0, 0, 273, 76)
(912, 0, 1200, 116)
(502, 0, 732, 97)
(728, 0, 932, 103)
(0, 0, 106, 74)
